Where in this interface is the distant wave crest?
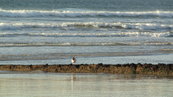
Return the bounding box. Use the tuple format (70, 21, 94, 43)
(0, 31, 172, 38)
(0, 22, 173, 31)
(0, 9, 173, 18)
(0, 42, 173, 47)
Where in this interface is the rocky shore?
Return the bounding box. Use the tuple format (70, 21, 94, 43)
(0, 63, 173, 76)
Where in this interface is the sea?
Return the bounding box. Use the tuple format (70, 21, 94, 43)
(1, 1, 173, 97)
(0, 0, 173, 64)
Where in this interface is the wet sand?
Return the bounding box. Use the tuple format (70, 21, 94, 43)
(0, 63, 173, 76)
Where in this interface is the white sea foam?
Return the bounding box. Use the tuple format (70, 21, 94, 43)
(0, 22, 173, 31)
(0, 41, 172, 47)
(0, 9, 173, 17)
(0, 31, 171, 38)
(30, 32, 171, 37)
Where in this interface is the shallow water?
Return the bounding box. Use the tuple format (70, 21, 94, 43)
(0, 0, 173, 64)
(0, 72, 173, 97)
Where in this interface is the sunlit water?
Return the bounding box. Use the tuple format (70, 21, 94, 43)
(0, 0, 173, 64)
(0, 72, 173, 97)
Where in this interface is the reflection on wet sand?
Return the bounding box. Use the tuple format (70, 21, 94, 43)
(0, 73, 173, 97)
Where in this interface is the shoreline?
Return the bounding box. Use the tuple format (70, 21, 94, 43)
(0, 63, 173, 76)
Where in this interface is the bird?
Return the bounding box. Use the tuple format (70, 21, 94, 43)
(71, 56, 76, 64)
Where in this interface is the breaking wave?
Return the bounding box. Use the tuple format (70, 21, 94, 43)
(0, 31, 171, 38)
(0, 8, 173, 18)
(0, 42, 172, 47)
(0, 22, 173, 31)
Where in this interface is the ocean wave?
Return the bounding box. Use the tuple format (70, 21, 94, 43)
(0, 42, 134, 47)
(0, 9, 173, 18)
(0, 31, 171, 38)
(0, 22, 173, 31)
(0, 42, 172, 47)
